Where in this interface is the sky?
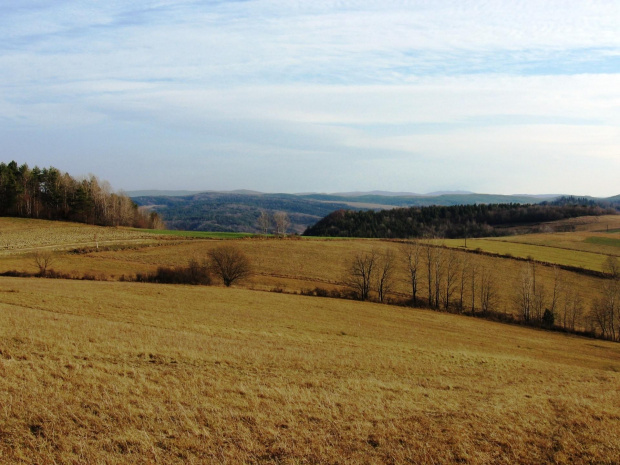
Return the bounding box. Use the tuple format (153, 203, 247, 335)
(1, 0, 619, 196)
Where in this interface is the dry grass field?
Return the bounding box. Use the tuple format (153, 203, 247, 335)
(0, 217, 615, 332)
(1, 278, 619, 464)
(0, 217, 164, 253)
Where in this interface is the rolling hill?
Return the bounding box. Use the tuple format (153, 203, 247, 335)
(1, 216, 620, 462)
(1, 277, 619, 464)
(130, 191, 568, 234)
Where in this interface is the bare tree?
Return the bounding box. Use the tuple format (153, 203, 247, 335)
(147, 211, 165, 230)
(527, 260, 546, 324)
(257, 210, 272, 235)
(33, 250, 55, 277)
(470, 256, 479, 315)
(345, 249, 377, 301)
(457, 254, 470, 313)
(424, 242, 434, 308)
(402, 241, 422, 306)
(532, 281, 546, 324)
(433, 247, 443, 309)
(442, 249, 459, 310)
(569, 291, 584, 331)
(423, 242, 443, 309)
(273, 211, 290, 236)
(561, 285, 583, 331)
(591, 297, 612, 339)
(593, 256, 620, 340)
(515, 262, 534, 323)
(208, 245, 252, 287)
(549, 266, 562, 320)
(376, 249, 395, 303)
(478, 266, 497, 315)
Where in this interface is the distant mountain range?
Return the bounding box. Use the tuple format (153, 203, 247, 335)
(127, 189, 564, 199)
(129, 190, 619, 234)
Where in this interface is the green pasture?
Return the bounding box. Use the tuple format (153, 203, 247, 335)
(483, 231, 620, 255)
(437, 237, 611, 272)
(585, 236, 620, 248)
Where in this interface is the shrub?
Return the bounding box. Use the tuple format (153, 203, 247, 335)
(133, 259, 211, 285)
(314, 287, 329, 297)
(208, 245, 252, 287)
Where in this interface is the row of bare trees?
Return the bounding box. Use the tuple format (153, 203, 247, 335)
(344, 249, 395, 302)
(257, 210, 290, 236)
(591, 257, 620, 340)
(345, 241, 620, 341)
(345, 242, 498, 315)
(514, 262, 560, 326)
(406, 241, 498, 315)
(513, 256, 620, 339)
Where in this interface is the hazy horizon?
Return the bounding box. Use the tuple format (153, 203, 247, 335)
(124, 188, 610, 200)
(1, 1, 618, 197)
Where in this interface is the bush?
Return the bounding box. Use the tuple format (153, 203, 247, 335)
(133, 259, 211, 285)
(209, 245, 252, 287)
(314, 287, 330, 297)
(0, 270, 32, 278)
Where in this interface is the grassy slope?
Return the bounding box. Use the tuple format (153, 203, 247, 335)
(0, 218, 612, 330)
(438, 237, 616, 272)
(1, 278, 619, 464)
(136, 228, 254, 239)
(0, 217, 163, 253)
(438, 217, 620, 273)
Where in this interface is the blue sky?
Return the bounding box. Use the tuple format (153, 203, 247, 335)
(1, 0, 619, 196)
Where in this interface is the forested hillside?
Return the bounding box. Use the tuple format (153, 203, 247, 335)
(131, 192, 356, 233)
(299, 192, 552, 207)
(0, 161, 163, 229)
(304, 202, 617, 238)
(131, 191, 560, 234)
(548, 195, 620, 209)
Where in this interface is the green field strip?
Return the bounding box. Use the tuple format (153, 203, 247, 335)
(439, 238, 610, 272)
(585, 236, 620, 248)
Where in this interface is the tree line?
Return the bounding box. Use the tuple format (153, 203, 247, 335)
(344, 243, 620, 342)
(304, 202, 616, 239)
(0, 161, 164, 229)
(345, 244, 499, 315)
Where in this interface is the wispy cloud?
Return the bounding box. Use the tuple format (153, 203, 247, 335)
(0, 1, 618, 195)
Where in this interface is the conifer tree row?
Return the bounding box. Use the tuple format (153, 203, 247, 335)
(304, 202, 615, 239)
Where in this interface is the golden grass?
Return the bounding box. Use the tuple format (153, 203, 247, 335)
(0, 216, 611, 331)
(0, 217, 163, 253)
(1, 278, 619, 464)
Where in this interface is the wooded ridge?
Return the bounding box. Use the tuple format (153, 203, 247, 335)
(0, 161, 163, 229)
(303, 201, 618, 238)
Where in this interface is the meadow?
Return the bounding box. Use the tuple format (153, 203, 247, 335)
(1, 278, 619, 464)
(0, 217, 162, 253)
(2, 217, 620, 462)
(0, 217, 616, 333)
